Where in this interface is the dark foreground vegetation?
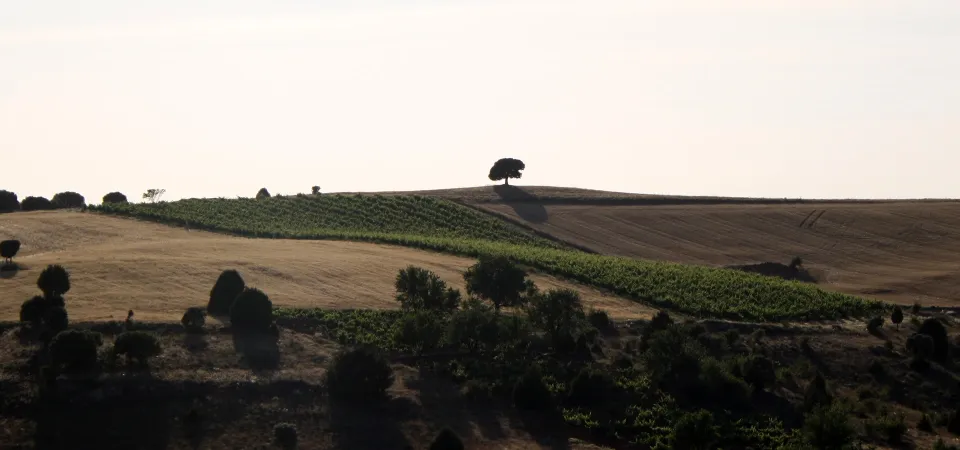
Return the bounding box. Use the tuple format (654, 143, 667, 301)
(3, 260, 959, 449)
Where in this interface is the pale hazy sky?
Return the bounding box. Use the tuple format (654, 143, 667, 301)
(2, 0, 958, 201)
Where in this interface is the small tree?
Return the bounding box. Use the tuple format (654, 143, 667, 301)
(273, 423, 298, 450)
(51, 191, 85, 209)
(394, 266, 460, 312)
(488, 158, 525, 185)
(0, 190, 19, 212)
(20, 196, 53, 211)
(393, 311, 445, 355)
(230, 287, 274, 333)
(918, 318, 949, 362)
(208, 269, 245, 315)
(513, 366, 552, 410)
(463, 256, 528, 311)
(911, 302, 922, 315)
(113, 331, 162, 366)
(1, 240, 20, 265)
(891, 306, 904, 330)
(101, 192, 128, 204)
(142, 188, 165, 203)
(311, 186, 321, 195)
(37, 265, 71, 298)
(181, 307, 206, 333)
(445, 298, 500, 353)
(324, 346, 394, 402)
(670, 410, 719, 450)
(256, 188, 271, 200)
(20, 296, 47, 326)
(526, 288, 586, 344)
(429, 428, 464, 450)
(50, 329, 103, 373)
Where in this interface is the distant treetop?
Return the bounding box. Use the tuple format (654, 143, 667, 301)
(102, 192, 128, 204)
(488, 158, 525, 186)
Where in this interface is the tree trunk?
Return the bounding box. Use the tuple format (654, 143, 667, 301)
(504, 178, 509, 186)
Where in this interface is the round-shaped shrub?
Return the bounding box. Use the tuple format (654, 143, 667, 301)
(0, 190, 19, 212)
(273, 423, 298, 450)
(101, 192, 128, 204)
(567, 368, 616, 407)
(1, 240, 21, 261)
(230, 287, 273, 333)
(587, 309, 614, 333)
(918, 318, 949, 362)
(181, 307, 206, 333)
(51, 191, 85, 209)
(670, 409, 718, 450)
(208, 269, 245, 315)
(429, 428, 464, 450)
(50, 329, 102, 372)
(740, 354, 776, 390)
(20, 196, 53, 211)
(113, 331, 162, 365)
(45, 306, 69, 334)
(20, 296, 47, 325)
(37, 264, 71, 297)
(324, 346, 394, 403)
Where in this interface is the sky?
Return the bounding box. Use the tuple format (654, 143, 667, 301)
(1, 0, 958, 202)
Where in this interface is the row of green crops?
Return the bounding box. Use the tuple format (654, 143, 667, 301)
(93, 196, 887, 321)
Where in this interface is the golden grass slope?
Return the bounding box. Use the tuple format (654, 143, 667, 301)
(0, 211, 653, 322)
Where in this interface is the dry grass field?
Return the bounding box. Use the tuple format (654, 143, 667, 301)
(475, 196, 960, 307)
(0, 211, 654, 322)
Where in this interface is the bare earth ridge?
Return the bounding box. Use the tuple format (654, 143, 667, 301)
(0, 211, 654, 322)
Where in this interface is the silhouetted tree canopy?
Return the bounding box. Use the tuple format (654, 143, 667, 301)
(463, 256, 528, 311)
(256, 188, 271, 200)
(37, 264, 71, 297)
(527, 288, 586, 342)
(230, 287, 274, 333)
(102, 192, 128, 204)
(1, 240, 20, 262)
(20, 196, 53, 211)
(51, 191, 85, 209)
(311, 186, 321, 195)
(0, 190, 19, 212)
(488, 158, 525, 185)
(208, 269, 245, 315)
(395, 266, 461, 312)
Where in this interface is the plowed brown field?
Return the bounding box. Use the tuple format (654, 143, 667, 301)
(477, 200, 960, 306)
(0, 211, 654, 322)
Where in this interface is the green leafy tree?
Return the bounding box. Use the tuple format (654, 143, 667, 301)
(311, 186, 321, 195)
(37, 265, 71, 297)
(526, 288, 586, 343)
(142, 188, 165, 203)
(20, 196, 53, 211)
(256, 188, 271, 200)
(0, 190, 19, 212)
(113, 331, 163, 366)
(488, 158, 525, 185)
(1, 240, 20, 266)
(670, 410, 719, 450)
(393, 311, 445, 355)
(50, 329, 103, 373)
(230, 287, 274, 333)
(324, 346, 394, 403)
(463, 256, 528, 311)
(51, 191, 85, 209)
(445, 299, 500, 353)
(394, 266, 460, 312)
(102, 192, 128, 204)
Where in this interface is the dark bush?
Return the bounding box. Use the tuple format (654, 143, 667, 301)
(697, 357, 752, 409)
(724, 329, 740, 346)
(566, 368, 616, 407)
(101, 192, 128, 204)
(311, 186, 321, 195)
(0, 190, 19, 212)
(803, 404, 855, 450)
(393, 311, 445, 354)
(45, 307, 69, 334)
(642, 326, 704, 387)
(910, 357, 931, 372)
(513, 366, 552, 411)
(1, 240, 20, 263)
(803, 372, 832, 412)
(866, 412, 907, 443)
(113, 331, 162, 365)
(670, 409, 718, 450)
(740, 354, 776, 390)
(50, 329, 102, 372)
(324, 347, 394, 402)
(918, 318, 949, 362)
(445, 299, 500, 353)
(208, 269, 245, 315)
(429, 428, 464, 450)
(20, 296, 47, 325)
(918, 413, 934, 432)
(51, 191, 85, 209)
(37, 264, 71, 297)
(867, 316, 884, 333)
(912, 302, 922, 315)
(587, 308, 615, 334)
(273, 423, 298, 450)
(230, 287, 274, 333)
(526, 288, 586, 344)
(868, 360, 887, 378)
(20, 196, 53, 211)
(907, 333, 935, 360)
(256, 188, 271, 200)
(394, 266, 461, 312)
(463, 256, 528, 310)
(181, 307, 206, 333)
(891, 306, 904, 329)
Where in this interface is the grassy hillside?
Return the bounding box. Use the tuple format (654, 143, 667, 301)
(94, 195, 887, 321)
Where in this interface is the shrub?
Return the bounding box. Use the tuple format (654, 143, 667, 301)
(724, 329, 740, 346)
(1, 240, 20, 263)
(670, 409, 718, 450)
(526, 288, 586, 344)
(0, 190, 19, 212)
(230, 288, 274, 333)
(803, 404, 855, 450)
(20, 196, 53, 211)
(907, 333, 935, 360)
(45, 307, 69, 334)
(20, 296, 47, 325)
(51, 191, 85, 209)
(207, 269, 245, 315)
(891, 306, 903, 329)
(803, 372, 832, 412)
(113, 331, 162, 365)
(37, 264, 71, 297)
(642, 326, 705, 387)
(273, 423, 298, 450)
(566, 368, 616, 407)
(429, 428, 464, 450)
(50, 329, 102, 372)
(918, 318, 949, 362)
(256, 188, 271, 200)
(181, 307, 206, 332)
(865, 412, 907, 443)
(101, 192, 128, 204)
(311, 186, 321, 195)
(912, 302, 922, 315)
(324, 347, 394, 402)
(866, 316, 884, 333)
(513, 366, 552, 410)
(463, 256, 528, 311)
(698, 357, 752, 409)
(587, 308, 615, 334)
(918, 413, 934, 432)
(393, 311, 445, 354)
(394, 266, 461, 312)
(740, 354, 776, 390)
(445, 298, 500, 353)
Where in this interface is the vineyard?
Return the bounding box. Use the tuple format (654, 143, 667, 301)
(93, 195, 887, 321)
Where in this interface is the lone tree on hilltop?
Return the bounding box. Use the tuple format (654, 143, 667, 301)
(256, 188, 271, 200)
(463, 256, 528, 311)
(312, 186, 321, 195)
(51, 191, 85, 209)
(0, 190, 20, 212)
(102, 192, 128, 204)
(20, 196, 53, 211)
(142, 188, 165, 203)
(37, 265, 71, 298)
(488, 158, 525, 186)
(1, 240, 21, 265)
